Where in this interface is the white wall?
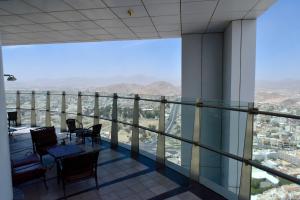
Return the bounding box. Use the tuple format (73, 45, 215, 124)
(181, 19, 256, 199)
(0, 39, 13, 199)
(181, 33, 223, 183)
(222, 20, 256, 195)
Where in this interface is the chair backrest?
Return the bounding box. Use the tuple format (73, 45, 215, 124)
(66, 119, 76, 133)
(61, 150, 99, 180)
(92, 124, 102, 136)
(8, 111, 17, 121)
(30, 126, 57, 152)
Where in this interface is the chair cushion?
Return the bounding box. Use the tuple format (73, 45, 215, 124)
(13, 163, 46, 185)
(11, 154, 40, 168)
(30, 127, 57, 154)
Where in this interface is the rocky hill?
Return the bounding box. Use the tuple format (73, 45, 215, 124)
(95, 81, 180, 96)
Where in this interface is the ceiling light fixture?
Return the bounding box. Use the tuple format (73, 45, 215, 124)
(128, 9, 134, 17)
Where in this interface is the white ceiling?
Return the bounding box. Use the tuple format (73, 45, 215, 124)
(0, 0, 276, 45)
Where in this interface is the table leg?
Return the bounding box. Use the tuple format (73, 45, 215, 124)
(56, 160, 60, 184)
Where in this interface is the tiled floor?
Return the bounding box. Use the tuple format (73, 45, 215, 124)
(10, 127, 224, 200)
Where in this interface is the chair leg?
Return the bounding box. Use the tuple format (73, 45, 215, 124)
(95, 175, 99, 189)
(57, 161, 60, 185)
(62, 180, 66, 198)
(40, 155, 43, 165)
(43, 174, 48, 190)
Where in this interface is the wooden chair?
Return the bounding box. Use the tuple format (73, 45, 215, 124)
(30, 126, 58, 163)
(84, 124, 102, 145)
(11, 153, 47, 189)
(59, 150, 100, 197)
(7, 111, 17, 135)
(66, 119, 83, 141)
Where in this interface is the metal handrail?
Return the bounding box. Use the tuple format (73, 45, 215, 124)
(6, 91, 300, 187)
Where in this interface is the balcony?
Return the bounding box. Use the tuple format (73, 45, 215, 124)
(7, 90, 300, 200)
(11, 128, 224, 200)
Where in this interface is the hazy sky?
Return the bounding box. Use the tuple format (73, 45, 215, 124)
(256, 0, 300, 81)
(3, 39, 181, 84)
(2, 0, 299, 83)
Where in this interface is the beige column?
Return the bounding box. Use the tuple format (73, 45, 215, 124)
(93, 92, 99, 125)
(156, 96, 166, 166)
(31, 91, 36, 127)
(111, 93, 118, 148)
(45, 91, 51, 126)
(131, 94, 140, 156)
(60, 91, 67, 132)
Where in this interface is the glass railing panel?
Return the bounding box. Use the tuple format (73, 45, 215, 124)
(250, 167, 299, 199)
(99, 97, 112, 120)
(81, 94, 94, 128)
(200, 106, 223, 184)
(117, 98, 134, 124)
(118, 123, 132, 148)
(20, 93, 31, 110)
(165, 97, 188, 173)
(165, 138, 190, 176)
(200, 153, 240, 200)
(179, 97, 197, 171)
(255, 102, 300, 116)
(19, 92, 31, 126)
(139, 128, 157, 160)
(36, 110, 46, 127)
(50, 94, 62, 128)
(81, 93, 94, 116)
(139, 99, 160, 131)
(82, 116, 93, 128)
(20, 110, 30, 126)
(65, 93, 77, 115)
(5, 91, 16, 110)
(35, 92, 47, 110)
(100, 119, 111, 141)
(252, 114, 300, 191)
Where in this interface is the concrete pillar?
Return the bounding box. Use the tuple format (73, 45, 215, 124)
(181, 22, 256, 198)
(0, 37, 13, 200)
(222, 20, 256, 196)
(181, 33, 223, 184)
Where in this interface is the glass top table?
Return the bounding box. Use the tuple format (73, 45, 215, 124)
(47, 143, 101, 184)
(48, 143, 101, 160)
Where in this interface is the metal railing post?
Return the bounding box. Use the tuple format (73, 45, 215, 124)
(16, 90, 21, 126)
(111, 93, 118, 148)
(131, 94, 140, 157)
(45, 91, 51, 126)
(30, 91, 36, 127)
(156, 96, 166, 166)
(239, 103, 255, 200)
(61, 91, 67, 132)
(93, 92, 99, 126)
(77, 91, 82, 125)
(190, 99, 202, 181)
